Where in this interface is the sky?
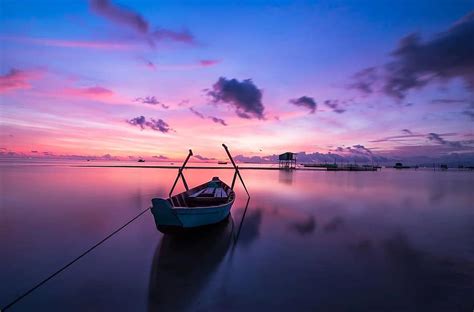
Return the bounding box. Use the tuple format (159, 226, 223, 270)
(1, 0, 473, 163)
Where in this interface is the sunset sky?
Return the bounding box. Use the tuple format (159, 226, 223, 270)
(1, 0, 473, 162)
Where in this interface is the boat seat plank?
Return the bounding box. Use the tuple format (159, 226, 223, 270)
(200, 187, 216, 197)
(189, 189, 206, 198)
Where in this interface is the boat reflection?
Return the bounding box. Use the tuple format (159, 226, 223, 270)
(148, 216, 234, 311)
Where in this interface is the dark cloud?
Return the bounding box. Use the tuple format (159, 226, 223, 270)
(140, 58, 156, 70)
(134, 96, 169, 109)
(153, 155, 169, 160)
(90, 0, 195, 46)
(234, 150, 389, 165)
(188, 107, 227, 126)
(431, 98, 469, 104)
(126, 116, 172, 133)
(289, 96, 317, 114)
(350, 11, 474, 99)
(208, 116, 227, 126)
(207, 77, 265, 119)
(178, 99, 190, 106)
(352, 144, 373, 155)
(189, 107, 205, 119)
(151, 28, 194, 44)
(90, 0, 148, 34)
(193, 154, 215, 161)
(324, 100, 346, 113)
(348, 67, 378, 95)
(427, 133, 464, 148)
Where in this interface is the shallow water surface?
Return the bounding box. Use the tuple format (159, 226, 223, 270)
(1, 162, 473, 311)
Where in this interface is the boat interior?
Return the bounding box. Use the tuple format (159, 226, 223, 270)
(169, 177, 235, 208)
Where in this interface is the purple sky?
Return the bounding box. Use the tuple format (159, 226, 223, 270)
(1, 0, 473, 163)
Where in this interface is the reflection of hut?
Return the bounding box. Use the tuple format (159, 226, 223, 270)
(279, 152, 296, 169)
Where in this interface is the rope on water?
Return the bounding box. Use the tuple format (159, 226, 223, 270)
(1, 207, 151, 311)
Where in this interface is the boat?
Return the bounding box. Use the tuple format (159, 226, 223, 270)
(138, 159, 145, 163)
(151, 144, 249, 234)
(217, 160, 228, 165)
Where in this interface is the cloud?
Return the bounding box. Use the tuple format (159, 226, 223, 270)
(151, 28, 194, 44)
(2, 36, 136, 50)
(134, 96, 169, 109)
(90, 0, 195, 46)
(348, 67, 378, 95)
(126, 116, 173, 133)
(189, 107, 205, 119)
(193, 154, 215, 161)
(324, 100, 346, 113)
(208, 116, 227, 126)
(431, 98, 469, 104)
(199, 59, 220, 67)
(207, 77, 265, 119)
(90, 0, 148, 34)
(152, 155, 168, 160)
(427, 133, 464, 148)
(0, 68, 43, 93)
(349, 11, 474, 99)
(189, 107, 228, 126)
(63, 85, 114, 100)
(139, 58, 156, 70)
(352, 144, 373, 155)
(289, 96, 317, 114)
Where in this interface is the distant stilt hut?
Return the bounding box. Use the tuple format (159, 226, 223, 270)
(279, 152, 296, 169)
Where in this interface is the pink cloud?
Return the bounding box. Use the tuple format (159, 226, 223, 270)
(2, 36, 137, 50)
(62, 86, 115, 100)
(0, 68, 43, 93)
(199, 59, 220, 67)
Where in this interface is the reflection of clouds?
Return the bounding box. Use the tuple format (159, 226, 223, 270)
(288, 216, 316, 236)
(236, 209, 262, 248)
(323, 216, 344, 233)
(382, 233, 474, 311)
(350, 239, 373, 253)
(148, 218, 233, 311)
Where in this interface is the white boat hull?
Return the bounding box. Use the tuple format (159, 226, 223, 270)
(151, 197, 234, 232)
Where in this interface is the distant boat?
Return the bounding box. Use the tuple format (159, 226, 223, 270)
(217, 161, 228, 165)
(151, 144, 249, 234)
(138, 159, 145, 163)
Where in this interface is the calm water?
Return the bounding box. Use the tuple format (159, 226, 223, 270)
(1, 162, 473, 311)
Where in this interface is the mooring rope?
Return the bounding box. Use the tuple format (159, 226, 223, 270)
(1, 207, 151, 311)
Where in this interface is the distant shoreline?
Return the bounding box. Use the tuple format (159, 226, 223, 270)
(74, 165, 326, 171)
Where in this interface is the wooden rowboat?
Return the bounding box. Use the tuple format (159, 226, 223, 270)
(151, 144, 249, 234)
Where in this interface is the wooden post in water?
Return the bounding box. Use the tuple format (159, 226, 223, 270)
(222, 144, 250, 198)
(169, 149, 193, 197)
